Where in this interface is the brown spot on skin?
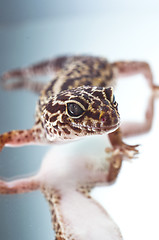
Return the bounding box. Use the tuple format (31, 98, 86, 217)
(61, 78, 77, 91)
(99, 81, 107, 87)
(111, 110, 117, 118)
(113, 117, 118, 124)
(58, 131, 62, 136)
(82, 92, 92, 102)
(45, 128, 49, 134)
(36, 128, 41, 133)
(104, 88, 113, 102)
(102, 105, 111, 112)
(75, 68, 81, 74)
(56, 94, 69, 102)
(83, 87, 93, 94)
(92, 91, 103, 99)
(86, 119, 92, 127)
(45, 101, 65, 114)
(61, 75, 92, 91)
(86, 111, 100, 120)
(57, 224, 61, 231)
(91, 99, 101, 109)
(48, 129, 52, 134)
(84, 80, 92, 86)
(45, 78, 57, 94)
(54, 130, 57, 134)
(53, 56, 68, 70)
(70, 125, 82, 133)
(66, 71, 73, 77)
(53, 214, 57, 223)
(96, 122, 101, 128)
(61, 114, 70, 124)
(103, 113, 111, 126)
(98, 61, 108, 69)
(50, 115, 58, 122)
(35, 119, 41, 125)
(45, 114, 49, 121)
(62, 128, 70, 135)
(54, 125, 58, 130)
(18, 130, 24, 134)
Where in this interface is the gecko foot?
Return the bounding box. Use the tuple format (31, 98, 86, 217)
(0, 180, 8, 194)
(106, 142, 139, 160)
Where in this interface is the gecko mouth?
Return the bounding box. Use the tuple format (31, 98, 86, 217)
(70, 120, 120, 134)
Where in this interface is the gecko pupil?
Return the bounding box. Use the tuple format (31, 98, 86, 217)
(67, 103, 84, 117)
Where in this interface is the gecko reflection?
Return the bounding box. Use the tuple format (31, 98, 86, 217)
(0, 135, 124, 240)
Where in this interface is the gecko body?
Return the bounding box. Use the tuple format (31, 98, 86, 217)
(0, 55, 159, 239)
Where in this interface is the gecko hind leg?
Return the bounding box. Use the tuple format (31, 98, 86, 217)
(0, 56, 69, 93)
(120, 93, 156, 137)
(1, 77, 46, 94)
(0, 176, 39, 194)
(112, 60, 159, 89)
(106, 61, 159, 161)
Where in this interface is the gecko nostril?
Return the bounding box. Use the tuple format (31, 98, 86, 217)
(101, 117, 105, 122)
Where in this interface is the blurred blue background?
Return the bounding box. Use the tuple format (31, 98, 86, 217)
(0, 1, 159, 240)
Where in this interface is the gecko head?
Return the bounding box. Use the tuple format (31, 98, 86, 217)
(42, 86, 120, 142)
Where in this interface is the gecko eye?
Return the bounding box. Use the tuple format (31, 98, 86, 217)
(67, 102, 85, 118)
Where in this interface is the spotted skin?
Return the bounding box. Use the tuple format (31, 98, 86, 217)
(42, 188, 67, 240)
(0, 56, 122, 150)
(0, 55, 159, 239)
(1, 56, 158, 150)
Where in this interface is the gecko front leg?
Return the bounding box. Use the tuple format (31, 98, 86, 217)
(0, 126, 46, 151)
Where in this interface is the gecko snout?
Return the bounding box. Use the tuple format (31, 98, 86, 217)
(98, 103, 120, 133)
